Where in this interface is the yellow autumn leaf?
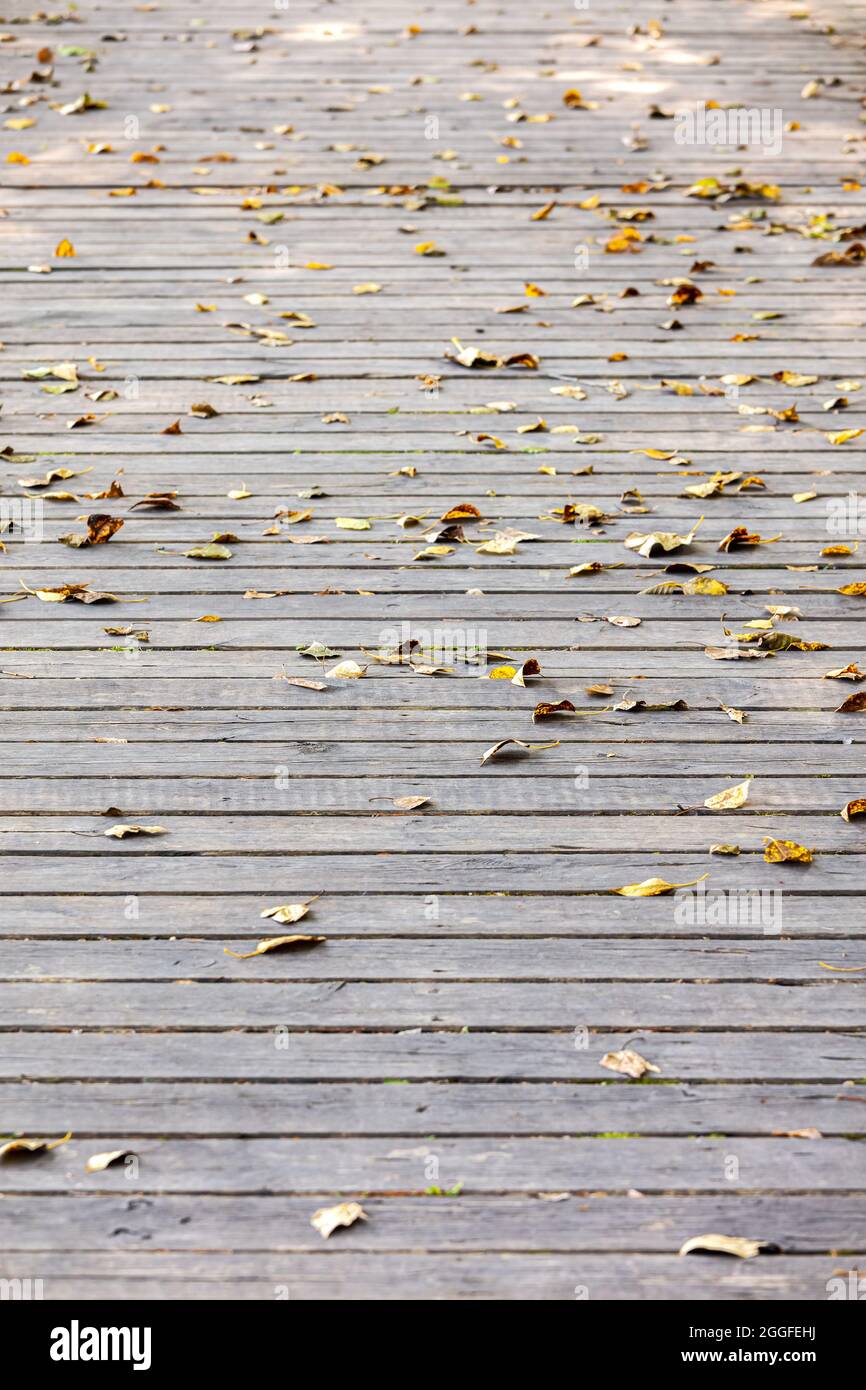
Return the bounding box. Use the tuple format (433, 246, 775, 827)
(703, 779, 752, 811)
(612, 874, 709, 897)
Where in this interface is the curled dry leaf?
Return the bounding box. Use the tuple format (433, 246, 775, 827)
(718, 527, 781, 551)
(836, 692, 866, 713)
(59, 513, 123, 548)
(624, 517, 703, 558)
(129, 492, 180, 510)
(600, 1049, 660, 1079)
(20, 581, 125, 605)
(480, 737, 560, 766)
(533, 699, 582, 721)
(224, 934, 326, 959)
(311, 1201, 368, 1239)
(297, 641, 340, 659)
(841, 799, 866, 822)
(614, 697, 687, 712)
(391, 795, 432, 810)
(613, 874, 709, 897)
(326, 660, 367, 679)
(703, 779, 752, 811)
(260, 900, 317, 924)
(512, 658, 541, 687)
(85, 1149, 135, 1173)
(679, 1233, 778, 1260)
(0, 1132, 71, 1160)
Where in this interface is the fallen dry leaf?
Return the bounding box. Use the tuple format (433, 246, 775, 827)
(679, 1234, 777, 1259)
(311, 1201, 367, 1239)
(600, 1049, 660, 1079)
(224, 934, 326, 959)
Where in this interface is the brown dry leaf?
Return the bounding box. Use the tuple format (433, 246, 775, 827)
(274, 674, 327, 691)
(837, 691, 866, 712)
(0, 1132, 72, 1160)
(20, 581, 124, 604)
(161, 419, 182, 435)
(85, 1149, 135, 1173)
(512, 658, 541, 687)
(441, 502, 482, 521)
(104, 824, 167, 839)
(60, 513, 123, 548)
(679, 1234, 777, 1260)
(704, 779, 751, 810)
(824, 664, 864, 681)
(129, 492, 180, 510)
(813, 243, 866, 266)
(553, 502, 607, 527)
(224, 934, 325, 959)
(480, 737, 560, 766)
(600, 1049, 660, 1079)
(841, 799, 866, 821)
(532, 699, 577, 721)
(720, 703, 747, 723)
(613, 697, 687, 712)
(311, 1201, 367, 1239)
(612, 874, 709, 897)
(718, 527, 781, 551)
(763, 838, 813, 864)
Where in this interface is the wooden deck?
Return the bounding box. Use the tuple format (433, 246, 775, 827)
(0, 0, 864, 1300)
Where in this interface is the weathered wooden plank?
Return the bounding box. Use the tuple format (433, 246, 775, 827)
(0, 1252, 846, 1301)
(0, 1135, 856, 1193)
(1, 938, 859, 983)
(4, 1080, 862, 1136)
(0, 813, 861, 856)
(0, 1194, 860, 1252)
(0, 981, 860, 1028)
(4, 1030, 861, 1082)
(0, 892, 858, 938)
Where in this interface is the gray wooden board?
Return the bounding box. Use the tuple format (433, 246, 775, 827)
(0, 892, 860, 938)
(2, 0, 865, 1300)
(1, 937, 862, 982)
(0, 1253, 849, 1301)
(0, 1195, 862, 1256)
(0, 981, 862, 1028)
(4, 1081, 864, 1136)
(3, 1030, 863, 1081)
(0, 1135, 859, 1193)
